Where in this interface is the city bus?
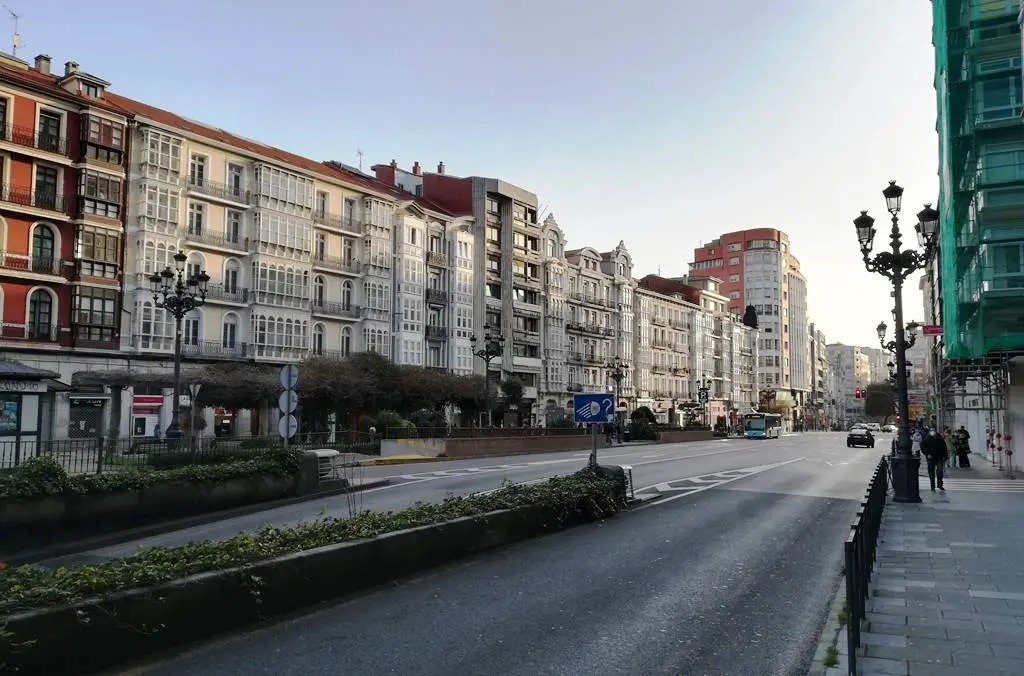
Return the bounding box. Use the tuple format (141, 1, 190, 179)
(742, 412, 783, 439)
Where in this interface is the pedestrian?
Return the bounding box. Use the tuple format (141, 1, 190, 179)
(604, 421, 614, 445)
(956, 425, 971, 468)
(921, 429, 947, 492)
(943, 427, 956, 470)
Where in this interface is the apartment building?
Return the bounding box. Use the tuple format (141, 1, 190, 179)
(538, 214, 569, 413)
(826, 343, 872, 425)
(689, 228, 810, 420)
(0, 53, 130, 443)
(633, 275, 757, 425)
(808, 323, 836, 429)
(373, 162, 544, 419)
(560, 240, 636, 399)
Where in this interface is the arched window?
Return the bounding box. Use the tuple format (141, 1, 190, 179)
(314, 275, 325, 305)
(28, 288, 53, 340)
(222, 313, 239, 349)
(341, 326, 352, 357)
(31, 225, 55, 274)
(341, 280, 353, 310)
(312, 324, 325, 355)
(223, 259, 241, 294)
(183, 308, 202, 346)
(186, 252, 204, 281)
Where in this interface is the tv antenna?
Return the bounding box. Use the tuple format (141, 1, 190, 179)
(2, 5, 21, 57)
(356, 148, 364, 172)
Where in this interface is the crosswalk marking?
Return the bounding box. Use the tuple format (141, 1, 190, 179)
(933, 479, 1024, 493)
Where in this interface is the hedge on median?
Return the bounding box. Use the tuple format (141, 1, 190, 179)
(0, 448, 302, 502)
(0, 468, 624, 616)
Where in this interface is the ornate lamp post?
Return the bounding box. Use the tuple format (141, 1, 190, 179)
(607, 357, 629, 441)
(854, 181, 939, 503)
(149, 250, 210, 440)
(470, 323, 505, 427)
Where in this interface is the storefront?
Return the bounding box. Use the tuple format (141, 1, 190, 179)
(0, 362, 59, 468)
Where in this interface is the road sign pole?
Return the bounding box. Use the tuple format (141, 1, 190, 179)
(589, 422, 598, 468)
(284, 387, 293, 452)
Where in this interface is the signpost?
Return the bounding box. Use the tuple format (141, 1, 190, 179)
(278, 365, 299, 448)
(573, 392, 614, 467)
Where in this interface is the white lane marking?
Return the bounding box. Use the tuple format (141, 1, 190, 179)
(631, 457, 806, 512)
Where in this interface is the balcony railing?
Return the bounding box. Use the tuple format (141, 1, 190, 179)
(313, 211, 344, 230)
(311, 300, 360, 318)
(186, 177, 251, 205)
(180, 340, 249, 359)
(425, 325, 448, 341)
(651, 317, 668, 326)
(0, 251, 65, 276)
(183, 229, 247, 250)
(2, 124, 68, 156)
(425, 289, 448, 305)
(670, 320, 688, 330)
(652, 340, 673, 350)
(567, 383, 584, 393)
(204, 284, 250, 304)
(426, 251, 448, 267)
(1, 184, 68, 214)
(313, 253, 361, 274)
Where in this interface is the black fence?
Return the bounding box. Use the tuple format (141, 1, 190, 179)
(0, 432, 381, 476)
(844, 455, 889, 675)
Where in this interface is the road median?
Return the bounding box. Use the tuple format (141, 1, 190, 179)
(0, 466, 628, 676)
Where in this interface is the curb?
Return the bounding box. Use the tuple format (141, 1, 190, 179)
(4, 478, 391, 566)
(360, 456, 449, 466)
(806, 578, 848, 676)
(2, 483, 625, 676)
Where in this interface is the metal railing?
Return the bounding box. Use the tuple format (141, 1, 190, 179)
(385, 426, 584, 440)
(1, 124, 68, 155)
(1, 183, 68, 214)
(186, 177, 251, 204)
(844, 455, 889, 676)
(0, 433, 381, 475)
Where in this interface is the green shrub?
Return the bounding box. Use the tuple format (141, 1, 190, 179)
(145, 448, 260, 470)
(0, 449, 301, 502)
(0, 468, 624, 614)
(628, 421, 660, 441)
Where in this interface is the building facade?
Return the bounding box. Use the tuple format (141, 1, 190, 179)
(688, 228, 811, 422)
(827, 343, 872, 426)
(0, 53, 131, 447)
(808, 323, 836, 429)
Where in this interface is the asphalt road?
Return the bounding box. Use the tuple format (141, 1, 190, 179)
(114, 432, 883, 676)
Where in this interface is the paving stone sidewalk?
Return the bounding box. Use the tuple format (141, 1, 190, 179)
(857, 467, 1024, 675)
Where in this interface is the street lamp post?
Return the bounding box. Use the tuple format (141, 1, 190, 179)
(854, 181, 939, 504)
(149, 250, 210, 440)
(470, 324, 505, 428)
(607, 357, 629, 441)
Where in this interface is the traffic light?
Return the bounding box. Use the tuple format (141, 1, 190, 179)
(854, 388, 864, 399)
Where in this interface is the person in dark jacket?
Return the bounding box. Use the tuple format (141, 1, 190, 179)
(921, 429, 948, 492)
(955, 425, 971, 468)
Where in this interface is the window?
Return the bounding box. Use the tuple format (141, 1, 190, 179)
(28, 289, 54, 340)
(182, 314, 200, 347)
(222, 315, 238, 348)
(313, 275, 325, 305)
(981, 142, 1024, 184)
(137, 300, 173, 349)
(226, 210, 242, 244)
(142, 184, 180, 232)
(188, 202, 204, 235)
(727, 243, 742, 252)
(253, 164, 314, 212)
(990, 243, 1024, 290)
(314, 232, 326, 261)
(78, 170, 122, 217)
(75, 226, 119, 278)
(228, 164, 245, 199)
(31, 225, 55, 270)
(224, 261, 240, 293)
(341, 327, 352, 357)
(189, 154, 207, 187)
(316, 191, 328, 217)
(486, 226, 500, 243)
(35, 165, 59, 210)
(312, 324, 325, 355)
(85, 116, 124, 149)
(978, 76, 1022, 122)
(143, 130, 182, 179)
(38, 111, 62, 152)
(341, 281, 353, 309)
(486, 197, 499, 214)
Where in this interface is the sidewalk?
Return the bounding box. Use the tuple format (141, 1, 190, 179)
(857, 462, 1024, 675)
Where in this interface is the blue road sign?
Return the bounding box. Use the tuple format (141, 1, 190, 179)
(573, 392, 615, 424)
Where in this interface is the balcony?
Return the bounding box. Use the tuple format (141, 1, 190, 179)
(180, 340, 249, 360)
(313, 253, 361, 275)
(569, 291, 608, 308)
(204, 284, 250, 304)
(651, 316, 668, 326)
(1, 184, 69, 217)
(426, 324, 448, 341)
(252, 291, 310, 310)
(0, 252, 66, 279)
(425, 289, 449, 305)
(67, 260, 119, 285)
(651, 365, 669, 375)
(567, 383, 584, 393)
(1, 124, 69, 158)
(311, 300, 360, 319)
(186, 177, 251, 207)
(512, 329, 541, 345)
(183, 229, 248, 252)
(651, 339, 673, 350)
(568, 351, 585, 363)
(670, 320, 688, 331)
(1, 321, 59, 344)
(514, 273, 542, 289)
(426, 251, 448, 268)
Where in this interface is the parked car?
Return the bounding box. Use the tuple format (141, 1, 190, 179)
(847, 426, 875, 448)
(882, 424, 897, 433)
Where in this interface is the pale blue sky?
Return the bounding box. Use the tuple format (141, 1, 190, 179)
(16, 0, 937, 346)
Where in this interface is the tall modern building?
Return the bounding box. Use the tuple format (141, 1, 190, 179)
(689, 228, 810, 423)
(808, 323, 836, 429)
(374, 162, 545, 418)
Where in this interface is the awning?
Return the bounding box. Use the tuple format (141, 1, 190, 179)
(43, 379, 73, 392)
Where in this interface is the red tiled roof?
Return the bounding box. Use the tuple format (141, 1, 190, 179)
(0, 60, 131, 115)
(636, 274, 702, 305)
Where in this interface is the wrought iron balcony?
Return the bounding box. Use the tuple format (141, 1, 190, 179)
(183, 229, 247, 250)
(313, 253, 361, 274)
(186, 177, 251, 205)
(311, 300, 360, 318)
(426, 324, 448, 341)
(425, 288, 448, 305)
(426, 251, 448, 267)
(0, 251, 65, 276)
(1, 184, 68, 214)
(2, 124, 68, 156)
(204, 284, 250, 304)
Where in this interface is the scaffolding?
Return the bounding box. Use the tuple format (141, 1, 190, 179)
(934, 0, 1024, 359)
(937, 354, 1016, 477)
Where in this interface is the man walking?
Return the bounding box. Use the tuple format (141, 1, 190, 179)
(921, 429, 948, 492)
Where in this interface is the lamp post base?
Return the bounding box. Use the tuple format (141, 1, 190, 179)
(890, 453, 922, 504)
(164, 422, 184, 440)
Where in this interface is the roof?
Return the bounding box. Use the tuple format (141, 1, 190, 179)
(0, 361, 60, 380)
(636, 275, 702, 305)
(0, 57, 130, 116)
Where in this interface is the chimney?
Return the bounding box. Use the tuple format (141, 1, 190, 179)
(437, 162, 445, 175)
(412, 161, 421, 176)
(390, 159, 398, 169)
(64, 60, 79, 77)
(34, 54, 51, 75)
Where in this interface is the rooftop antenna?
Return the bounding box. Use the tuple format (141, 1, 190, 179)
(3, 5, 20, 56)
(356, 148, 364, 172)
